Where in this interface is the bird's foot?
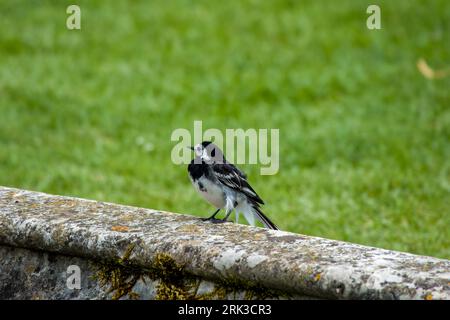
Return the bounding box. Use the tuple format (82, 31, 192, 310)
(201, 209, 221, 221)
(209, 218, 228, 224)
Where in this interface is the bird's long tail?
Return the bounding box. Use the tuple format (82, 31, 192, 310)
(252, 206, 279, 230)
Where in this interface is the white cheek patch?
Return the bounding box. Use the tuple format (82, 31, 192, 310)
(202, 149, 210, 161)
(195, 146, 203, 157)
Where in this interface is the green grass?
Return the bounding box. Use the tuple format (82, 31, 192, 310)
(0, 0, 449, 258)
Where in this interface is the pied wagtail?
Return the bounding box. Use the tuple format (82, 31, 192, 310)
(188, 141, 279, 230)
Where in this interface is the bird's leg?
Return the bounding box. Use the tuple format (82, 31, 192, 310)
(221, 201, 237, 222)
(221, 209, 233, 222)
(201, 208, 221, 221)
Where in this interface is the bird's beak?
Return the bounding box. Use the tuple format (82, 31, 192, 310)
(188, 146, 195, 151)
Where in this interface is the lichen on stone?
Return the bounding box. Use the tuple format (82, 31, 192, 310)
(92, 244, 284, 300)
(93, 243, 142, 300)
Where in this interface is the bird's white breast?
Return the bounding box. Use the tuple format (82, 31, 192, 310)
(190, 176, 226, 209)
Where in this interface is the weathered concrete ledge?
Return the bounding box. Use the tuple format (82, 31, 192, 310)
(0, 186, 449, 300)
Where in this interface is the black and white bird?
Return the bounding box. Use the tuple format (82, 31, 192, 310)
(188, 141, 278, 230)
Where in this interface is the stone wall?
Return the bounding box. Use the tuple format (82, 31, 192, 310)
(0, 186, 449, 300)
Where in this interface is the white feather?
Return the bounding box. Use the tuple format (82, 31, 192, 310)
(235, 201, 256, 226)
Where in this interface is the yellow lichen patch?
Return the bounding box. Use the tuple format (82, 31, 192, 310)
(152, 253, 184, 279)
(176, 224, 202, 233)
(111, 225, 129, 232)
(150, 253, 199, 300)
(156, 282, 193, 300)
(314, 273, 322, 282)
(252, 233, 266, 240)
(425, 294, 433, 300)
(94, 243, 142, 300)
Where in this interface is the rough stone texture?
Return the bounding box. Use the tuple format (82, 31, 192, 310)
(0, 245, 108, 300)
(0, 245, 278, 300)
(0, 186, 449, 300)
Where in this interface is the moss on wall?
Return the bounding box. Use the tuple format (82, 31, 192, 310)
(93, 243, 285, 300)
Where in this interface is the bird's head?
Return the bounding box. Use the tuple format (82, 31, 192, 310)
(189, 141, 225, 164)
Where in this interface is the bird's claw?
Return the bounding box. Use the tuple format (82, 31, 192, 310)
(201, 217, 228, 224)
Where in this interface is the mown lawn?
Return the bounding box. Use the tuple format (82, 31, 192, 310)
(0, 0, 449, 258)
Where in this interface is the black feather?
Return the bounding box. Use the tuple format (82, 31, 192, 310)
(252, 206, 279, 230)
(212, 163, 264, 205)
(188, 158, 208, 181)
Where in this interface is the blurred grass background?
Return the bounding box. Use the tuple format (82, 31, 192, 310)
(0, 0, 449, 258)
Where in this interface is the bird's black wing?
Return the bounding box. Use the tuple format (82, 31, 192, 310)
(212, 163, 264, 205)
(223, 159, 247, 179)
